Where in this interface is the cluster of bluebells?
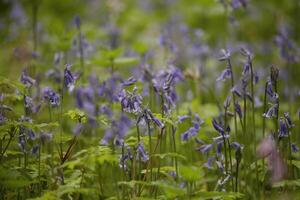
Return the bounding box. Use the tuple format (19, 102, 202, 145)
(275, 25, 300, 63)
(180, 114, 204, 141)
(42, 87, 60, 108)
(101, 114, 132, 145)
(64, 64, 77, 92)
(119, 86, 143, 114)
(137, 108, 165, 130)
(20, 70, 36, 88)
(263, 79, 279, 118)
(152, 65, 184, 112)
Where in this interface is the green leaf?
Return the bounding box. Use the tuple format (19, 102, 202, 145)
(273, 179, 300, 188)
(113, 57, 140, 67)
(152, 152, 186, 161)
(180, 165, 204, 182)
(193, 191, 244, 199)
(0, 77, 25, 93)
(292, 160, 300, 169)
(64, 109, 87, 123)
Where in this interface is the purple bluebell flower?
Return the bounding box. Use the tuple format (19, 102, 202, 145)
(181, 114, 202, 141)
(101, 114, 132, 145)
(234, 102, 242, 118)
(40, 132, 53, 143)
(217, 142, 223, 157)
(119, 145, 133, 170)
(231, 142, 242, 150)
(137, 143, 149, 162)
(24, 96, 33, 108)
(178, 115, 190, 123)
(231, 0, 246, 9)
(197, 144, 213, 154)
(181, 127, 198, 141)
(224, 95, 231, 109)
(0, 114, 6, 125)
(284, 112, 294, 128)
(263, 104, 278, 118)
(19, 115, 33, 123)
(240, 47, 250, 56)
(231, 84, 243, 98)
(213, 135, 230, 143)
(18, 130, 26, 152)
(204, 157, 214, 169)
(218, 49, 231, 61)
(28, 129, 36, 140)
(212, 119, 224, 135)
(242, 62, 250, 76)
(74, 15, 81, 29)
(275, 25, 299, 63)
(291, 143, 299, 153)
(216, 68, 232, 82)
(31, 145, 39, 155)
(42, 87, 60, 107)
(64, 64, 76, 92)
(278, 117, 289, 138)
(20, 70, 36, 88)
(122, 77, 137, 86)
(195, 138, 204, 144)
(119, 87, 143, 114)
(152, 66, 183, 110)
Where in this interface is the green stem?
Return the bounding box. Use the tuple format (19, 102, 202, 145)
(228, 59, 238, 141)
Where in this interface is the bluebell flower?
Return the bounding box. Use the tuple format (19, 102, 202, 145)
(291, 143, 299, 153)
(20, 70, 36, 88)
(231, 0, 247, 9)
(101, 114, 132, 145)
(178, 115, 190, 123)
(74, 15, 81, 29)
(240, 47, 252, 58)
(216, 68, 232, 82)
(242, 62, 250, 76)
(152, 66, 183, 111)
(0, 114, 6, 125)
(231, 84, 243, 98)
(64, 64, 76, 92)
(19, 115, 33, 123)
(263, 104, 278, 118)
(231, 142, 242, 150)
(234, 102, 242, 119)
(212, 118, 224, 135)
(204, 157, 214, 169)
(18, 131, 26, 152)
(119, 87, 143, 114)
(28, 129, 36, 140)
(223, 95, 231, 109)
(31, 145, 39, 155)
(197, 144, 213, 154)
(181, 127, 198, 141)
(40, 132, 53, 143)
(278, 117, 289, 138)
(217, 142, 223, 157)
(24, 96, 33, 108)
(284, 112, 294, 128)
(213, 135, 230, 143)
(195, 138, 204, 144)
(181, 114, 202, 141)
(122, 77, 137, 86)
(119, 146, 133, 170)
(42, 87, 60, 107)
(218, 49, 231, 61)
(137, 143, 149, 162)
